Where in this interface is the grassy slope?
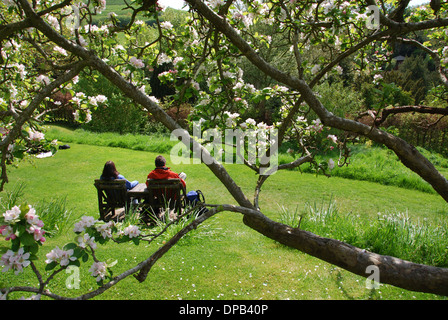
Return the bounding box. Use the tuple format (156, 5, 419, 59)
(1, 126, 448, 300)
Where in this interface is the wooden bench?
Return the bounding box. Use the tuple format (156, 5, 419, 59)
(142, 178, 186, 222)
(94, 179, 130, 221)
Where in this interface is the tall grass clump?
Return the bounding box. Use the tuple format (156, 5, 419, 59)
(365, 211, 448, 267)
(298, 197, 366, 247)
(0, 181, 26, 211)
(34, 197, 73, 237)
(279, 198, 448, 267)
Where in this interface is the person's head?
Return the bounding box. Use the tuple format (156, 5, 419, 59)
(155, 155, 166, 168)
(102, 160, 119, 178)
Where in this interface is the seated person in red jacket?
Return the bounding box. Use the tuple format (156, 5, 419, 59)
(146, 155, 186, 188)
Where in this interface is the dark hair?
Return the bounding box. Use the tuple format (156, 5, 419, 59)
(102, 161, 119, 179)
(155, 155, 166, 167)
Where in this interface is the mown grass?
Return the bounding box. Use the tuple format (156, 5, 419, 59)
(1, 125, 448, 300)
(46, 125, 448, 195)
(45, 125, 177, 154)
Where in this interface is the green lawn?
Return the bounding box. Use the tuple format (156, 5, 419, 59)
(1, 127, 448, 300)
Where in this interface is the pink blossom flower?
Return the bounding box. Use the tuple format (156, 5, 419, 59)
(89, 261, 108, 282)
(45, 246, 76, 267)
(73, 216, 97, 233)
(96, 221, 114, 239)
(77, 234, 97, 250)
(1, 248, 30, 274)
(27, 225, 46, 243)
(123, 225, 140, 238)
(130, 56, 145, 69)
(28, 129, 45, 141)
(0, 225, 16, 240)
(25, 207, 44, 228)
(3, 206, 21, 223)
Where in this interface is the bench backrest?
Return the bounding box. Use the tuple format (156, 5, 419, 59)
(94, 179, 128, 220)
(146, 178, 186, 212)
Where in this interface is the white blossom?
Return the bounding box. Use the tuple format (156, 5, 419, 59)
(45, 246, 76, 267)
(123, 225, 141, 238)
(89, 261, 108, 282)
(96, 221, 114, 239)
(130, 56, 145, 69)
(328, 158, 335, 170)
(173, 57, 184, 65)
(157, 53, 172, 65)
(327, 134, 338, 144)
(149, 96, 160, 105)
(28, 129, 45, 142)
(245, 118, 256, 126)
(36, 74, 51, 86)
(3, 206, 21, 223)
(2, 0, 17, 8)
(95, 0, 106, 13)
(54, 46, 68, 56)
(77, 234, 97, 249)
(46, 15, 60, 30)
(160, 21, 173, 30)
(95, 94, 107, 104)
(209, 0, 225, 9)
(1, 248, 30, 274)
(85, 110, 92, 123)
(73, 215, 97, 233)
(311, 64, 320, 75)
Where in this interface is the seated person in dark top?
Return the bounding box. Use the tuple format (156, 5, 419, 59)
(100, 160, 138, 190)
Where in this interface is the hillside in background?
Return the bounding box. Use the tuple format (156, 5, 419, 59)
(93, 0, 185, 25)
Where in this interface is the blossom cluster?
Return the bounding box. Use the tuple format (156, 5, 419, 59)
(130, 56, 145, 69)
(1, 207, 144, 288)
(70, 93, 108, 123)
(0, 205, 45, 274)
(45, 246, 77, 267)
(71, 216, 143, 282)
(74, 215, 141, 240)
(1, 205, 46, 244)
(28, 129, 45, 142)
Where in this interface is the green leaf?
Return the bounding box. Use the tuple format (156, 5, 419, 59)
(45, 261, 58, 271)
(63, 243, 78, 251)
(25, 243, 39, 255)
(11, 238, 21, 252)
(82, 252, 89, 263)
(20, 232, 35, 246)
(69, 260, 80, 267)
